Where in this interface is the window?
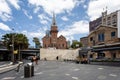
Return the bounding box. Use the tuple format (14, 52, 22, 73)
(98, 52, 105, 59)
(112, 15, 117, 25)
(107, 21, 111, 25)
(98, 33, 104, 42)
(112, 53, 116, 59)
(90, 54, 93, 58)
(90, 37, 93, 41)
(111, 31, 116, 38)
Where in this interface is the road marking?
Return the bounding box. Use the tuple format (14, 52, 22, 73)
(35, 72, 43, 75)
(73, 69, 80, 71)
(34, 67, 39, 71)
(109, 74, 117, 77)
(20, 76, 24, 78)
(50, 74, 56, 76)
(98, 68, 104, 70)
(97, 75, 106, 79)
(65, 73, 70, 76)
(1, 77, 16, 80)
(72, 77, 79, 80)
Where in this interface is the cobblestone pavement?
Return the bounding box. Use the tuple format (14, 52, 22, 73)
(0, 61, 120, 80)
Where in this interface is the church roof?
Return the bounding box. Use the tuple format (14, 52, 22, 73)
(51, 12, 57, 26)
(42, 35, 50, 39)
(58, 35, 66, 39)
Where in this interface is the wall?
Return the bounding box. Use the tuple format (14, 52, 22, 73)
(117, 10, 120, 38)
(40, 48, 79, 60)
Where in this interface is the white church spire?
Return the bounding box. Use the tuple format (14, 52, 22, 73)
(52, 12, 56, 26)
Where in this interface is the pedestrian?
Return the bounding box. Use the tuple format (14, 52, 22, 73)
(33, 56, 38, 65)
(31, 56, 34, 64)
(35, 56, 38, 65)
(56, 56, 59, 60)
(44, 58, 47, 61)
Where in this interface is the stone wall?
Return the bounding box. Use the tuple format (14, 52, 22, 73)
(40, 48, 79, 61)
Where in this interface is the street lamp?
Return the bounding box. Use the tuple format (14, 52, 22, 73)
(11, 28, 15, 64)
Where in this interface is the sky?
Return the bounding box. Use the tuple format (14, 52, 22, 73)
(0, 0, 120, 47)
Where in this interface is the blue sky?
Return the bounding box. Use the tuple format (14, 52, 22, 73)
(0, 0, 120, 47)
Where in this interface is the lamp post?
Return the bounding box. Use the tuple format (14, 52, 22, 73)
(11, 28, 14, 64)
(18, 45, 21, 61)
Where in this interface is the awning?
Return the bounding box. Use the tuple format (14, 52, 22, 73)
(20, 50, 40, 53)
(91, 46, 120, 52)
(0, 49, 9, 52)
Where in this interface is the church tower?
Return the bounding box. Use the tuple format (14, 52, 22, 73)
(50, 13, 58, 47)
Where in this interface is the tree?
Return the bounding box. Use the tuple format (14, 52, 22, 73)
(2, 33, 29, 50)
(71, 41, 82, 49)
(33, 37, 40, 48)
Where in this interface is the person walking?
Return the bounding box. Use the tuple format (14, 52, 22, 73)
(35, 56, 38, 65)
(33, 56, 38, 65)
(31, 56, 34, 64)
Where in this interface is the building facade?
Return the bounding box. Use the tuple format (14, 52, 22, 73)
(89, 10, 120, 38)
(89, 17, 102, 32)
(79, 10, 120, 61)
(80, 37, 88, 47)
(42, 14, 67, 49)
(88, 25, 120, 60)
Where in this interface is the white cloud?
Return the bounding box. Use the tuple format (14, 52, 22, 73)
(34, 7, 40, 13)
(29, 32, 44, 38)
(23, 9, 33, 19)
(21, 30, 44, 46)
(0, 13, 12, 21)
(22, 30, 44, 39)
(40, 20, 48, 24)
(0, 0, 20, 21)
(7, 0, 20, 10)
(38, 14, 51, 21)
(0, 0, 12, 21)
(0, 0, 11, 14)
(87, 0, 120, 21)
(83, 5, 87, 9)
(58, 20, 89, 37)
(0, 23, 11, 31)
(61, 16, 69, 21)
(66, 36, 74, 41)
(38, 14, 51, 24)
(28, 0, 82, 15)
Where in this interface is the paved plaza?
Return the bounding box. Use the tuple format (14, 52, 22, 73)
(0, 61, 120, 80)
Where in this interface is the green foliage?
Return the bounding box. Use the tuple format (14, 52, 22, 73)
(71, 41, 82, 49)
(2, 33, 29, 50)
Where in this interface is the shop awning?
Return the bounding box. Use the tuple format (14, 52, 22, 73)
(91, 46, 120, 52)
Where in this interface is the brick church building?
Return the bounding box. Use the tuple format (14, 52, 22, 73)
(42, 14, 67, 49)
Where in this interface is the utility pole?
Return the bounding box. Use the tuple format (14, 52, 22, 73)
(11, 28, 14, 64)
(18, 45, 21, 61)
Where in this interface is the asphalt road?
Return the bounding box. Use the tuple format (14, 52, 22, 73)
(0, 60, 120, 80)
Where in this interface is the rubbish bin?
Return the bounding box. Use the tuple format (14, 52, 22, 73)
(24, 63, 34, 78)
